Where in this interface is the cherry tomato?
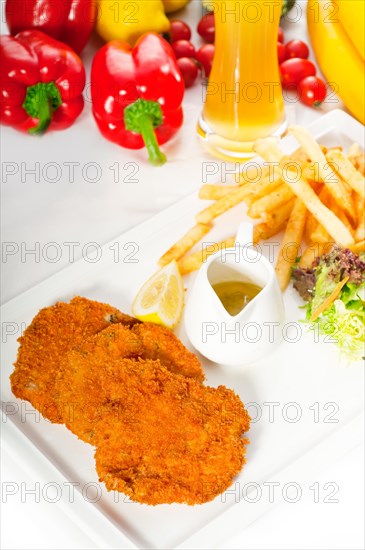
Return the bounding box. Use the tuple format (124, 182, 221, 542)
(196, 44, 215, 77)
(197, 13, 215, 43)
(280, 58, 316, 88)
(168, 20, 191, 42)
(172, 40, 196, 59)
(177, 57, 199, 88)
(285, 39, 309, 60)
(278, 42, 286, 64)
(278, 27, 284, 43)
(298, 76, 327, 107)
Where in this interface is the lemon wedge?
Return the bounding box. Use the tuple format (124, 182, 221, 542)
(132, 261, 184, 328)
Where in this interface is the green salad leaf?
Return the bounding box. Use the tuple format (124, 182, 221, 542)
(293, 246, 365, 362)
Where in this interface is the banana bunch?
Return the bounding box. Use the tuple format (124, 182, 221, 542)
(307, 0, 364, 124)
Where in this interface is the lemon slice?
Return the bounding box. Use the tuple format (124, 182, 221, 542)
(132, 261, 184, 328)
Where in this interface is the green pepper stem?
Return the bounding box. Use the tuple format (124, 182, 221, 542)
(22, 82, 62, 136)
(28, 96, 52, 135)
(124, 99, 167, 166)
(137, 114, 167, 166)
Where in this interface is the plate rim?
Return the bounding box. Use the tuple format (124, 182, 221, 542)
(2, 108, 364, 549)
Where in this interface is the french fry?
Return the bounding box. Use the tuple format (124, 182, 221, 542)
(352, 192, 365, 223)
(348, 142, 361, 159)
(261, 199, 294, 227)
(253, 221, 287, 243)
(358, 156, 365, 176)
(242, 193, 256, 207)
(158, 223, 211, 267)
(247, 184, 294, 218)
(199, 184, 239, 200)
(253, 224, 266, 243)
(306, 188, 332, 244)
(253, 139, 327, 184)
(327, 195, 355, 236)
(238, 164, 282, 198)
(354, 192, 365, 241)
(253, 137, 283, 162)
(279, 169, 354, 247)
(291, 147, 310, 164)
(177, 237, 236, 275)
(302, 161, 322, 183)
(239, 164, 270, 185)
(355, 214, 365, 242)
(338, 209, 355, 234)
(288, 126, 355, 223)
(349, 240, 365, 254)
(310, 222, 331, 244)
(318, 185, 331, 205)
(275, 198, 307, 291)
(299, 242, 329, 268)
(195, 185, 251, 224)
(304, 212, 317, 243)
(347, 143, 365, 175)
(248, 173, 282, 198)
(279, 155, 324, 188)
(326, 150, 365, 199)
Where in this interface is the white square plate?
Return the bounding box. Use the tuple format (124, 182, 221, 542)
(2, 109, 364, 549)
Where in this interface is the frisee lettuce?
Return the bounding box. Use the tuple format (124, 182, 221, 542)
(305, 282, 365, 362)
(293, 246, 365, 362)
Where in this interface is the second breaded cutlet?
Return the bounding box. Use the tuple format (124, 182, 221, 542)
(93, 358, 250, 505)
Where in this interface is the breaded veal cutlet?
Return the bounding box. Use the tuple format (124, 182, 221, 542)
(92, 357, 250, 505)
(10, 297, 137, 422)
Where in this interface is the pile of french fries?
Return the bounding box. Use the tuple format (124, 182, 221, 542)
(159, 126, 365, 292)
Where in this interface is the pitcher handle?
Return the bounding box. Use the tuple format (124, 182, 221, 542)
(235, 222, 254, 248)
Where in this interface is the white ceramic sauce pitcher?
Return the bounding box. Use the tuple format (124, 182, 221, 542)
(184, 223, 285, 365)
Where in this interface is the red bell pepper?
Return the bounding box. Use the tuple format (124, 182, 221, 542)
(5, 0, 96, 54)
(0, 31, 86, 134)
(91, 33, 185, 166)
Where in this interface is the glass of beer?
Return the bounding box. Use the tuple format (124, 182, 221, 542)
(198, 0, 286, 159)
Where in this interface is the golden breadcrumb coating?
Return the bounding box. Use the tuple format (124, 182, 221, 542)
(93, 358, 250, 505)
(10, 297, 132, 422)
(132, 322, 204, 381)
(57, 322, 204, 442)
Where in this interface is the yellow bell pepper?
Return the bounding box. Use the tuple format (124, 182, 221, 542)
(162, 0, 190, 13)
(96, 0, 170, 45)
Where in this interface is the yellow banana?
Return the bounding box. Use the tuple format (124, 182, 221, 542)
(162, 0, 190, 13)
(332, 0, 365, 60)
(307, 0, 365, 124)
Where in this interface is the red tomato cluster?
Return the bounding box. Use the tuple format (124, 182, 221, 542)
(167, 18, 215, 88)
(278, 31, 327, 107)
(197, 13, 215, 43)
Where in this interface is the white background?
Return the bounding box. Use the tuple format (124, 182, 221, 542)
(1, 0, 364, 548)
